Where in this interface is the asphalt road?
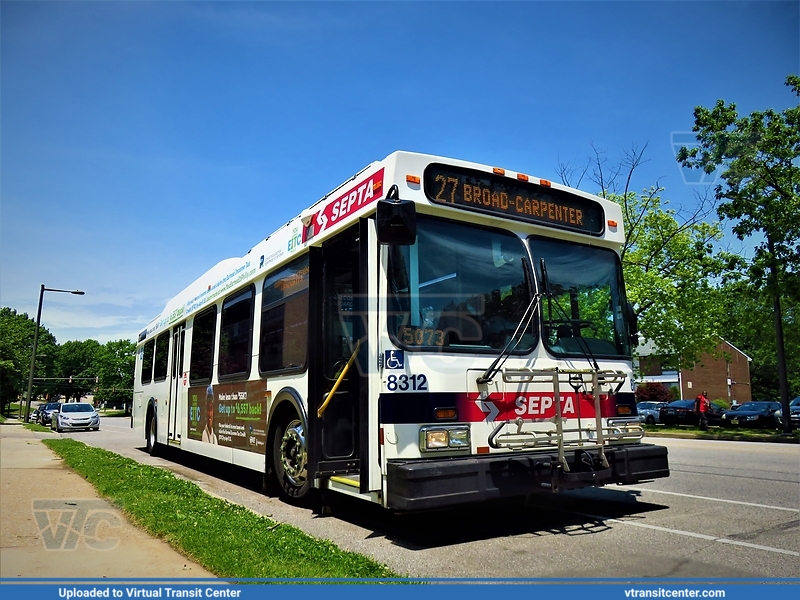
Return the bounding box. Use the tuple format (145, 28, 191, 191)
(70, 417, 799, 579)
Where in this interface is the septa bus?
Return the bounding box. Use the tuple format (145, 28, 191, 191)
(133, 151, 669, 511)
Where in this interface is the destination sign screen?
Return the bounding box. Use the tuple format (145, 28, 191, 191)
(424, 164, 604, 235)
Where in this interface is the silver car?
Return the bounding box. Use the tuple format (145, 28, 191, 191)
(51, 402, 100, 432)
(637, 401, 668, 425)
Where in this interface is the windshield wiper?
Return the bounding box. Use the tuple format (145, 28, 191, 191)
(476, 258, 539, 384)
(540, 257, 600, 372)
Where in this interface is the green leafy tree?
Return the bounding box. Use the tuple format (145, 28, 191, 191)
(558, 145, 740, 369)
(0, 308, 58, 414)
(718, 280, 799, 400)
(677, 74, 799, 432)
(55, 339, 102, 401)
(94, 339, 136, 409)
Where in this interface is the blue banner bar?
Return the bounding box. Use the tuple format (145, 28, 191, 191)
(0, 582, 799, 600)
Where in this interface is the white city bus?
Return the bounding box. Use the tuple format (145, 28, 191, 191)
(133, 151, 669, 511)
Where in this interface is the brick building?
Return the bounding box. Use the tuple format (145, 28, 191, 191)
(636, 339, 752, 405)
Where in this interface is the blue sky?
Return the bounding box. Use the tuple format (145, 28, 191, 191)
(1, 0, 798, 344)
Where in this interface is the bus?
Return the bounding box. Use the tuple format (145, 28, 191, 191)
(133, 151, 669, 511)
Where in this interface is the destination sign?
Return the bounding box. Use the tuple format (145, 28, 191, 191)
(424, 164, 604, 235)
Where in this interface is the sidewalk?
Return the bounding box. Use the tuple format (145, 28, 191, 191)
(0, 420, 215, 579)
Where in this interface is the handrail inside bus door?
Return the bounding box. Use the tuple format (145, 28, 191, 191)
(317, 339, 362, 418)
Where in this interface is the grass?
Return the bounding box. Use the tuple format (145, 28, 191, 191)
(643, 423, 798, 442)
(43, 438, 402, 580)
(24, 422, 53, 433)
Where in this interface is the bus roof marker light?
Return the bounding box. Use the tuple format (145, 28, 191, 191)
(493, 167, 505, 176)
(539, 178, 552, 187)
(406, 174, 420, 185)
(517, 173, 529, 182)
(608, 220, 618, 228)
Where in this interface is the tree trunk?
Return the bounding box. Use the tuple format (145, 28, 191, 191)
(768, 237, 791, 434)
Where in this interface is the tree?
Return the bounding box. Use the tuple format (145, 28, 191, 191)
(558, 145, 740, 370)
(718, 279, 799, 400)
(94, 340, 136, 409)
(0, 308, 57, 414)
(677, 74, 799, 432)
(55, 339, 102, 401)
(635, 382, 671, 404)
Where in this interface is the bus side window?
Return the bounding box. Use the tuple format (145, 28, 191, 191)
(190, 307, 217, 385)
(218, 285, 255, 379)
(153, 331, 170, 382)
(259, 256, 310, 374)
(141, 339, 155, 385)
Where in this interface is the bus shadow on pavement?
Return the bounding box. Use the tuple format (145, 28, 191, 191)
(322, 486, 669, 550)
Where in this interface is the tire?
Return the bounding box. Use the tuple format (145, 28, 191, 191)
(145, 411, 158, 456)
(271, 413, 310, 500)
(645, 415, 656, 425)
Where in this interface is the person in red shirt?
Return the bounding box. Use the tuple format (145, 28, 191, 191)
(695, 391, 710, 431)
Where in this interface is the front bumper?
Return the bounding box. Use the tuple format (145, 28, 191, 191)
(386, 443, 669, 511)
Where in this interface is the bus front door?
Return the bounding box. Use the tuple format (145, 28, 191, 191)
(309, 222, 368, 488)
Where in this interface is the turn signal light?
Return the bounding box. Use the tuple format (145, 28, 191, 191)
(434, 408, 457, 420)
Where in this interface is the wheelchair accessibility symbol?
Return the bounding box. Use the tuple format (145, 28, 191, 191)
(384, 350, 404, 370)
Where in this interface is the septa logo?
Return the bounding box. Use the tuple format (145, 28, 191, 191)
(303, 168, 385, 242)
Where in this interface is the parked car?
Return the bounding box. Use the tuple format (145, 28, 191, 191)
(50, 402, 100, 432)
(659, 399, 725, 427)
(637, 401, 668, 425)
(774, 397, 800, 428)
(29, 404, 45, 423)
(37, 402, 61, 426)
(721, 401, 781, 429)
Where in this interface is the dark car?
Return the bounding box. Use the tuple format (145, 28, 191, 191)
(774, 397, 800, 428)
(722, 401, 782, 429)
(659, 399, 725, 427)
(37, 402, 61, 425)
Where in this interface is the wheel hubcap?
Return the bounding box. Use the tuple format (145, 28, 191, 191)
(279, 419, 307, 486)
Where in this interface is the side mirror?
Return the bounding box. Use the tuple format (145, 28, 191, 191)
(377, 185, 416, 245)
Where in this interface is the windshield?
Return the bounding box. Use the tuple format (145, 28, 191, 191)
(529, 236, 631, 358)
(387, 216, 535, 352)
(740, 402, 777, 411)
(61, 403, 95, 413)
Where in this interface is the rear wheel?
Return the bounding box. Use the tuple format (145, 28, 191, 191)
(645, 415, 656, 425)
(271, 413, 310, 500)
(146, 411, 158, 455)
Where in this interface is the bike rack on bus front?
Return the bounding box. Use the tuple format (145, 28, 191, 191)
(487, 368, 640, 475)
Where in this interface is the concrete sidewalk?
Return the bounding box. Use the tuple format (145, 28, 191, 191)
(0, 420, 215, 579)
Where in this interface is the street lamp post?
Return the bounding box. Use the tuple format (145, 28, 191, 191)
(24, 285, 85, 422)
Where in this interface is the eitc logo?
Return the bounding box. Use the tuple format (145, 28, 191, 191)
(287, 227, 303, 252)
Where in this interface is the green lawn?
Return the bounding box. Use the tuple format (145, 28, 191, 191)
(43, 438, 403, 580)
(644, 423, 798, 442)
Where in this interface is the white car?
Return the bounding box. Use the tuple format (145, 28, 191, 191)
(51, 402, 100, 432)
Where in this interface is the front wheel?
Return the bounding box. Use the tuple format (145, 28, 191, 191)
(645, 415, 656, 425)
(271, 414, 310, 500)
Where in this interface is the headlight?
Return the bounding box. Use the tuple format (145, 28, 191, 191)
(747, 415, 759, 421)
(419, 425, 470, 452)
